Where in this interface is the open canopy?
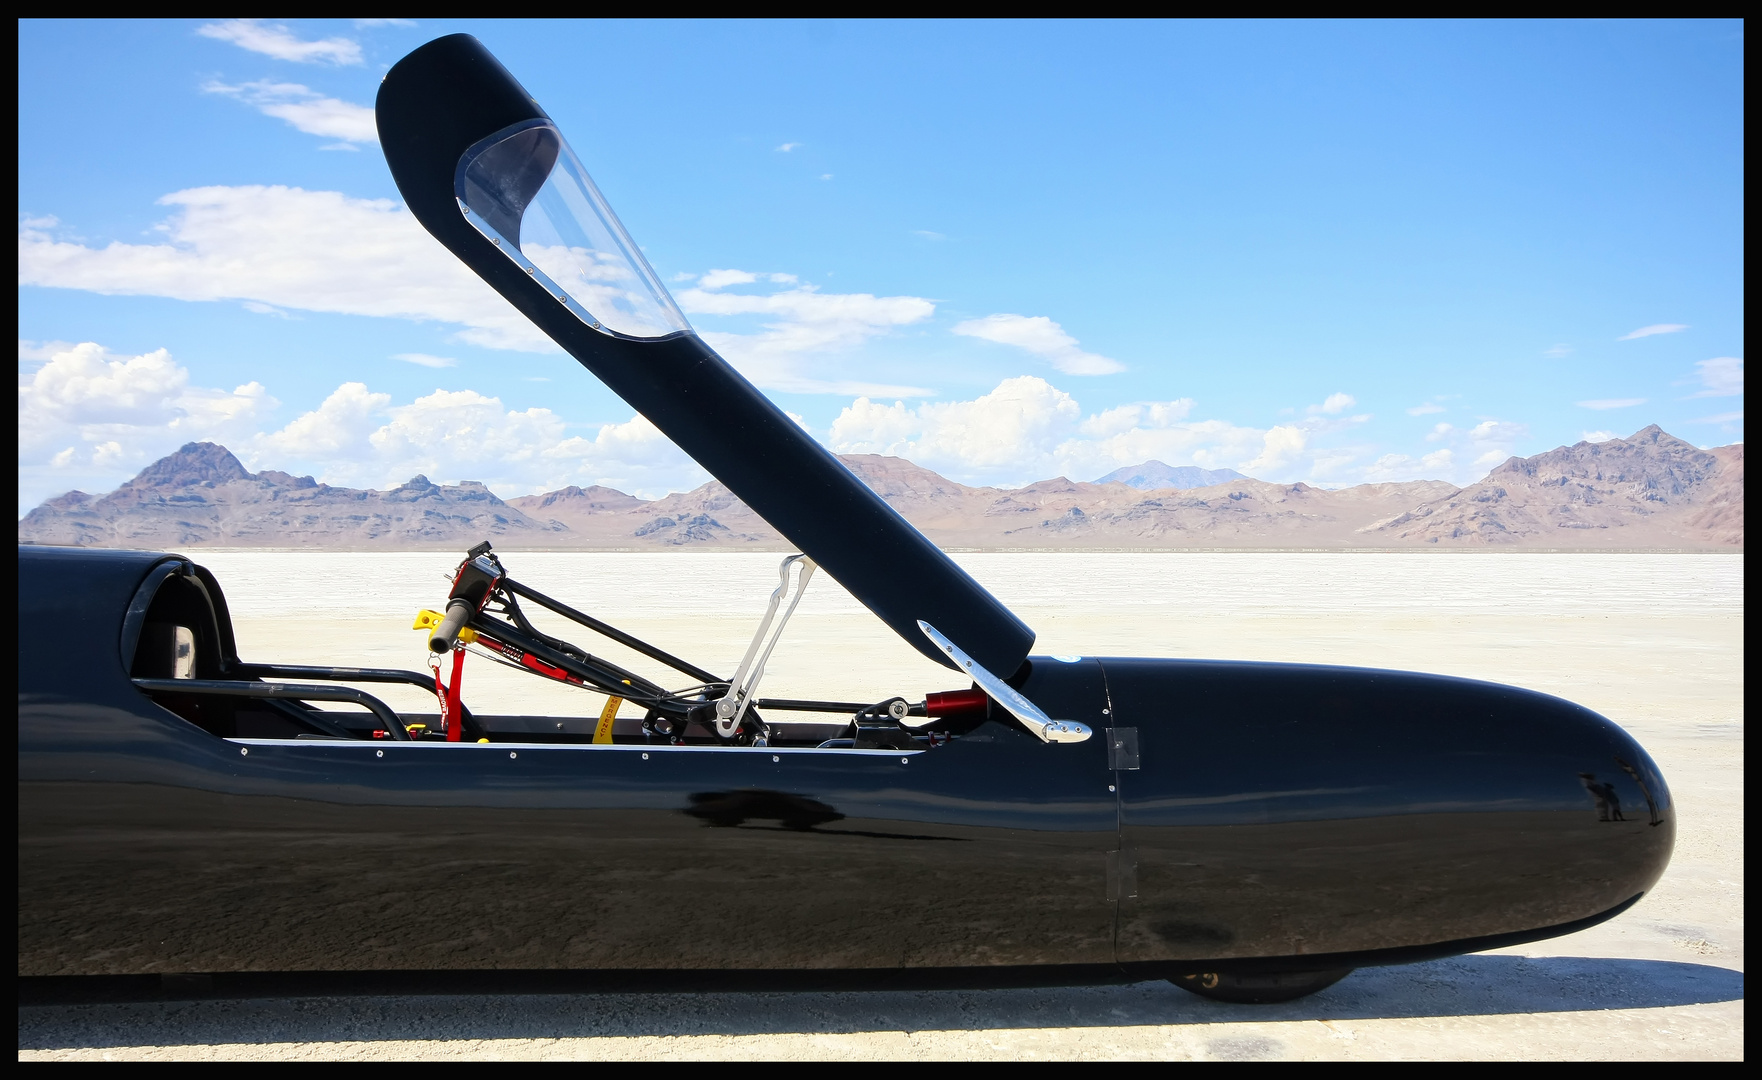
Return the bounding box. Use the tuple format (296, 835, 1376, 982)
(376, 35, 1035, 677)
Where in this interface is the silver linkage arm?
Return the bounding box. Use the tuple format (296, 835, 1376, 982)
(714, 555, 817, 738)
(917, 621, 1092, 744)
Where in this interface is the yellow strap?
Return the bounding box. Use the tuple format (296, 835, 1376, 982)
(594, 696, 622, 744)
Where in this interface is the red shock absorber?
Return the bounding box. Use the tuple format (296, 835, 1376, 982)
(925, 688, 990, 718)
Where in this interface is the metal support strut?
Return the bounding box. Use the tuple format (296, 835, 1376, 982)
(714, 554, 816, 738)
(917, 621, 1092, 743)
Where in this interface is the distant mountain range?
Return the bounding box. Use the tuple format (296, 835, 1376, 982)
(17, 426, 1742, 550)
(1093, 461, 1247, 490)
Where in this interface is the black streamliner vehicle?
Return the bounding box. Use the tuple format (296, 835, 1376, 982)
(18, 35, 1673, 1005)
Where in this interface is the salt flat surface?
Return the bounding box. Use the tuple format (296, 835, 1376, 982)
(22, 552, 1743, 1061)
(188, 549, 1744, 620)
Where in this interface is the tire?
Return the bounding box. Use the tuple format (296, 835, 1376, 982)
(1171, 967, 1353, 1004)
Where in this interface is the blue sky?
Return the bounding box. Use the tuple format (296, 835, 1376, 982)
(18, 19, 1745, 514)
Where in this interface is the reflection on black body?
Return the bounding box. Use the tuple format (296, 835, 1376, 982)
(1579, 773, 1625, 821)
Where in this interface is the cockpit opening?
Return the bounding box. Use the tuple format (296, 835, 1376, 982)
(128, 544, 1001, 752)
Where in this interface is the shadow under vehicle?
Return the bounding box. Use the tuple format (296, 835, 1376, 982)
(17, 34, 1673, 1006)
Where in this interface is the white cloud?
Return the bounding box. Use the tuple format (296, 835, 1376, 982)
(697, 268, 759, 290)
(1690, 410, 1742, 425)
(1360, 448, 1457, 483)
(820, 174, 833, 181)
(20, 201, 954, 394)
(21, 343, 189, 430)
(776, 142, 801, 152)
(1690, 356, 1743, 398)
(393, 352, 458, 369)
(1406, 403, 1445, 416)
(1581, 430, 1618, 443)
(828, 377, 1080, 483)
(912, 230, 946, 241)
(242, 300, 293, 318)
(1619, 323, 1689, 341)
(828, 376, 1262, 487)
(18, 338, 80, 363)
(1467, 419, 1528, 443)
(1239, 424, 1306, 476)
(19, 186, 552, 352)
(1576, 398, 1647, 410)
(1078, 399, 1195, 439)
(197, 20, 363, 65)
(17, 342, 276, 512)
(203, 80, 378, 143)
(1308, 392, 1356, 416)
(1400, 418, 1531, 483)
(1543, 344, 1572, 358)
(252, 381, 389, 460)
(249, 384, 705, 498)
(951, 314, 1124, 376)
(677, 272, 936, 395)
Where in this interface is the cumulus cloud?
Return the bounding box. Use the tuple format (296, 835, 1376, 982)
(1619, 323, 1689, 341)
(203, 80, 378, 143)
(1409, 417, 1529, 478)
(197, 20, 363, 65)
(248, 385, 706, 498)
(1690, 356, 1743, 398)
(1576, 398, 1647, 410)
(18, 341, 276, 512)
(828, 376, 1262, 487)
(676, 271, 936, 395)
(1464, 419, 1530, 470)
(776, 142, 801, 152)
(952, 314, 1124, 376)
(1581, 430, 1618, 443)
(1406, 402, 1445, 416)
(1308, 392, 1356, 416)
(1241, 425, 1308, 475)
(252, 381, 388, 461)
(18, 186, 552, 352)
(1360, 448, 1456, 483)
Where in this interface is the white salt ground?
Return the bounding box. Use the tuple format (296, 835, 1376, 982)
(19, 552, 1743, 1061)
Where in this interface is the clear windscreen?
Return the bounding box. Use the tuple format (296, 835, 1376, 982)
(456, 120, 690, 340)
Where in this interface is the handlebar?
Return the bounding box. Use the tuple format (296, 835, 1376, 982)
(430, 598, 473, 653)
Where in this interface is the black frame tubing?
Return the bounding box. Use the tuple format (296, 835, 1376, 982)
(133, 679, 410, 740)
(500, 577, 722, 685)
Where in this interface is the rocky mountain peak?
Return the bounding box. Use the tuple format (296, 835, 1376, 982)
(124, 442, 252, 489)
(1490, 425, 1716, 495)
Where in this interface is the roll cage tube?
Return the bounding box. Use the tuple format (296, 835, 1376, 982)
(133, 679, 410, 740)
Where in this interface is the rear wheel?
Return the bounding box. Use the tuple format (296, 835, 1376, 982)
(1171, 968, 1353, 1004)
